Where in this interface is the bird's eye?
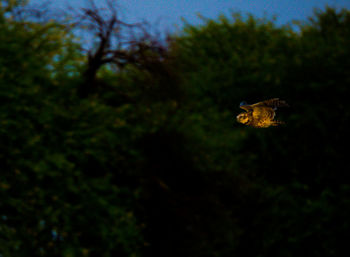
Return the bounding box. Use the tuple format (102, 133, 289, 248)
(240, 101, 247, 106)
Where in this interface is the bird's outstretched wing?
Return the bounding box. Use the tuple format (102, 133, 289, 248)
(251, 98, 288, 109)
(239, 105, 252, 112)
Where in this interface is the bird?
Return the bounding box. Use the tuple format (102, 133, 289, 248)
(236, 98, 289, 128)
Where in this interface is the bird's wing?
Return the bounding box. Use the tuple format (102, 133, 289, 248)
(239, 105, 253, 112)
(250, 98, 277, 107)
(251, 98, 288, 108)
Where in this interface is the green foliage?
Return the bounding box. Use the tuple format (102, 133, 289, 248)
(1, 2, 350, 257)
(173, 13, 297, 110)
(0, 3, 142, 256)
(166, 7, 350, 257)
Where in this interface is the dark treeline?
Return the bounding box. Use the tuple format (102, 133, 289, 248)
(1, 0, 350, 256)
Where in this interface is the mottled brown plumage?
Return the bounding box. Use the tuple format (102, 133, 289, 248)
(236, 98, 289, 128)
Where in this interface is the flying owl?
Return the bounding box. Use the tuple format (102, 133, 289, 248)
(236, 98, 289, 128)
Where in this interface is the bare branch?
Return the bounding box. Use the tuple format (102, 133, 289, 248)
(72, 0, 169, 97)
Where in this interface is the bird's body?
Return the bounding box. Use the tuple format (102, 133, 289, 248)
(236, 98, 288, 128)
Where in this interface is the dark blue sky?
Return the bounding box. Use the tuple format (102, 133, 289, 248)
(32, 0, 350, 30)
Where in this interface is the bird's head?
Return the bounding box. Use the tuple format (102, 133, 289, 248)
(236, 112, 250, 125)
